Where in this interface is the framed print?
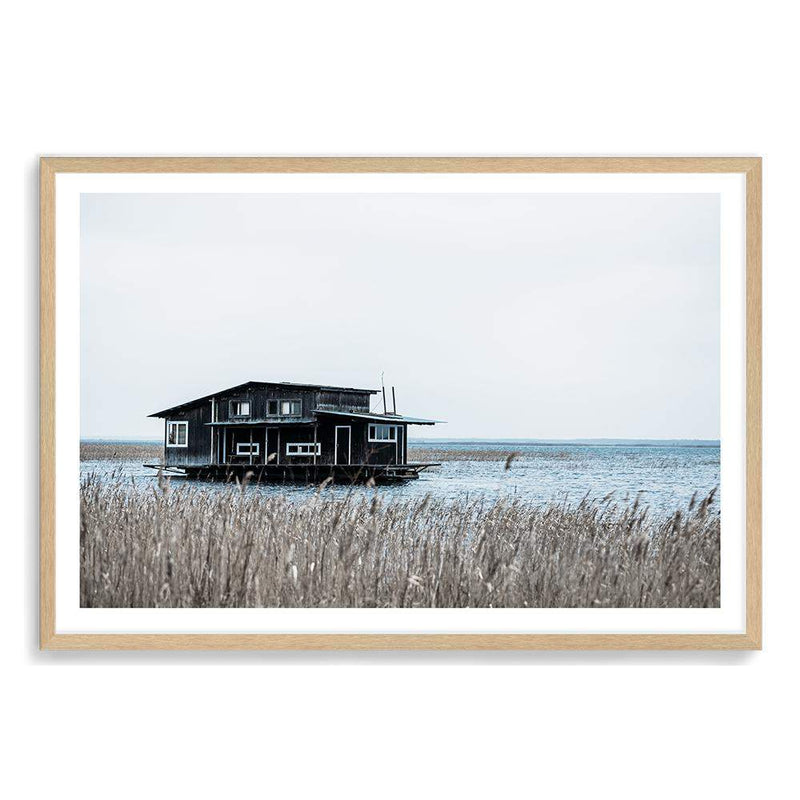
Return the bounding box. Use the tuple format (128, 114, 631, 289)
(39, 157, 761, 650)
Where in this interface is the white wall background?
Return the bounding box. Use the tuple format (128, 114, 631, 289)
(2, 2, 794, 798)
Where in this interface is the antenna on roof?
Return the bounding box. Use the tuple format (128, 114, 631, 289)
(380, 371, 387, 415)
(391, 386, 397, 415)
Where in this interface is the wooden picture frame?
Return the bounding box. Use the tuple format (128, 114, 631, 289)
(40, 156, 761, 650)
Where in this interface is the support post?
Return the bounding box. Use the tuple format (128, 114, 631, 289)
(313, 423, 318, 465)
(210, 399, 215, 464)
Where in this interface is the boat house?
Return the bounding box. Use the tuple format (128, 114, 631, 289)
(146, 380, 441, 482)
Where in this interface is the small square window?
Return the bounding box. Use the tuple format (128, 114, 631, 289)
(268, 399, 301, 416)
(230, 400, 250, 417)
(167, 421, 188, 447)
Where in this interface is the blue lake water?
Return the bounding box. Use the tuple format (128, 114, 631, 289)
(81, 439, 720, 518)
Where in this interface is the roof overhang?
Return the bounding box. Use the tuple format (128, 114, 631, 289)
(314, 410, 443, 425)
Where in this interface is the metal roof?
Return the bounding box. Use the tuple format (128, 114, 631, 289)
(148, 380, 378, 418)
(314, 409, 443, 425)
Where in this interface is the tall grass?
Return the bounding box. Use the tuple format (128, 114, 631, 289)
(80, 475, 720, 608)
(408, 447, 575, 462)
(81, 442, 162, 462)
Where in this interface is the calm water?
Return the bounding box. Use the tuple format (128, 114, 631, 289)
(81, 439, 720, 518)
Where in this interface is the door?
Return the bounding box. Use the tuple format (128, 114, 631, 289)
(266, 428, 280, 465)
(335, 426, 351, 465)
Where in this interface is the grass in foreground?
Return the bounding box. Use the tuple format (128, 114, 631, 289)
(81, 476, 719, 609)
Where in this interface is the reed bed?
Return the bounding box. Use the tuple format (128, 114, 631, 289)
(80, 475, 720, 609)
(408, 447, 576, 462)
(81, 442, 162, 462)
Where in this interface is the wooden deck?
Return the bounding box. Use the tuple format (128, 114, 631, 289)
(142, 462, 439, 484)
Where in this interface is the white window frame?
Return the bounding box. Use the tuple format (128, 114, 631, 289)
(267, 398, 302, 417)
(368, 424, 398, 442)
(166, 420, 188, 448)
(229, 399, 251, 418)
(235, 442, 260, 456)
(285, 442, 321, 457)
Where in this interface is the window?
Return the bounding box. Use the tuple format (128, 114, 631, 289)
(282, 400, 301, 416)
(285, 442, 321, 456)
(267, 399, 301, 416)
(230, 400, 250, 417)
(235, 442, 260, 456)
(368, 424, 397, 442)
(166, 421, 188, 447)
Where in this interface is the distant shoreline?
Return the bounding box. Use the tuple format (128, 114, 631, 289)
(81, 437, 721, 449)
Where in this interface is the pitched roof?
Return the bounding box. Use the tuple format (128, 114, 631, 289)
(148, 380, 378, 418)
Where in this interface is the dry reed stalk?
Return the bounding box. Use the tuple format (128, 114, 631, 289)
(80, 476, 720, 609)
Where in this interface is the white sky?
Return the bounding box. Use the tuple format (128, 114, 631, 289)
(81, 192, 720, 440)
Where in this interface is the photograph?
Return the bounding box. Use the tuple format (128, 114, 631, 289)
(78, 183, 724, 611)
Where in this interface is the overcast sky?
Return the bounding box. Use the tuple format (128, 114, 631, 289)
(81, 192, 720, 440)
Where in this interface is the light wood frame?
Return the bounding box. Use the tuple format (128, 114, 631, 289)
(40, 157, 762, 650)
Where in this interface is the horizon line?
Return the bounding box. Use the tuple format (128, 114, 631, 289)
(81, 435, 722, 445)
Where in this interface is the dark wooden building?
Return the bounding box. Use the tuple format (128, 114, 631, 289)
(147, 380, 441, 481)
